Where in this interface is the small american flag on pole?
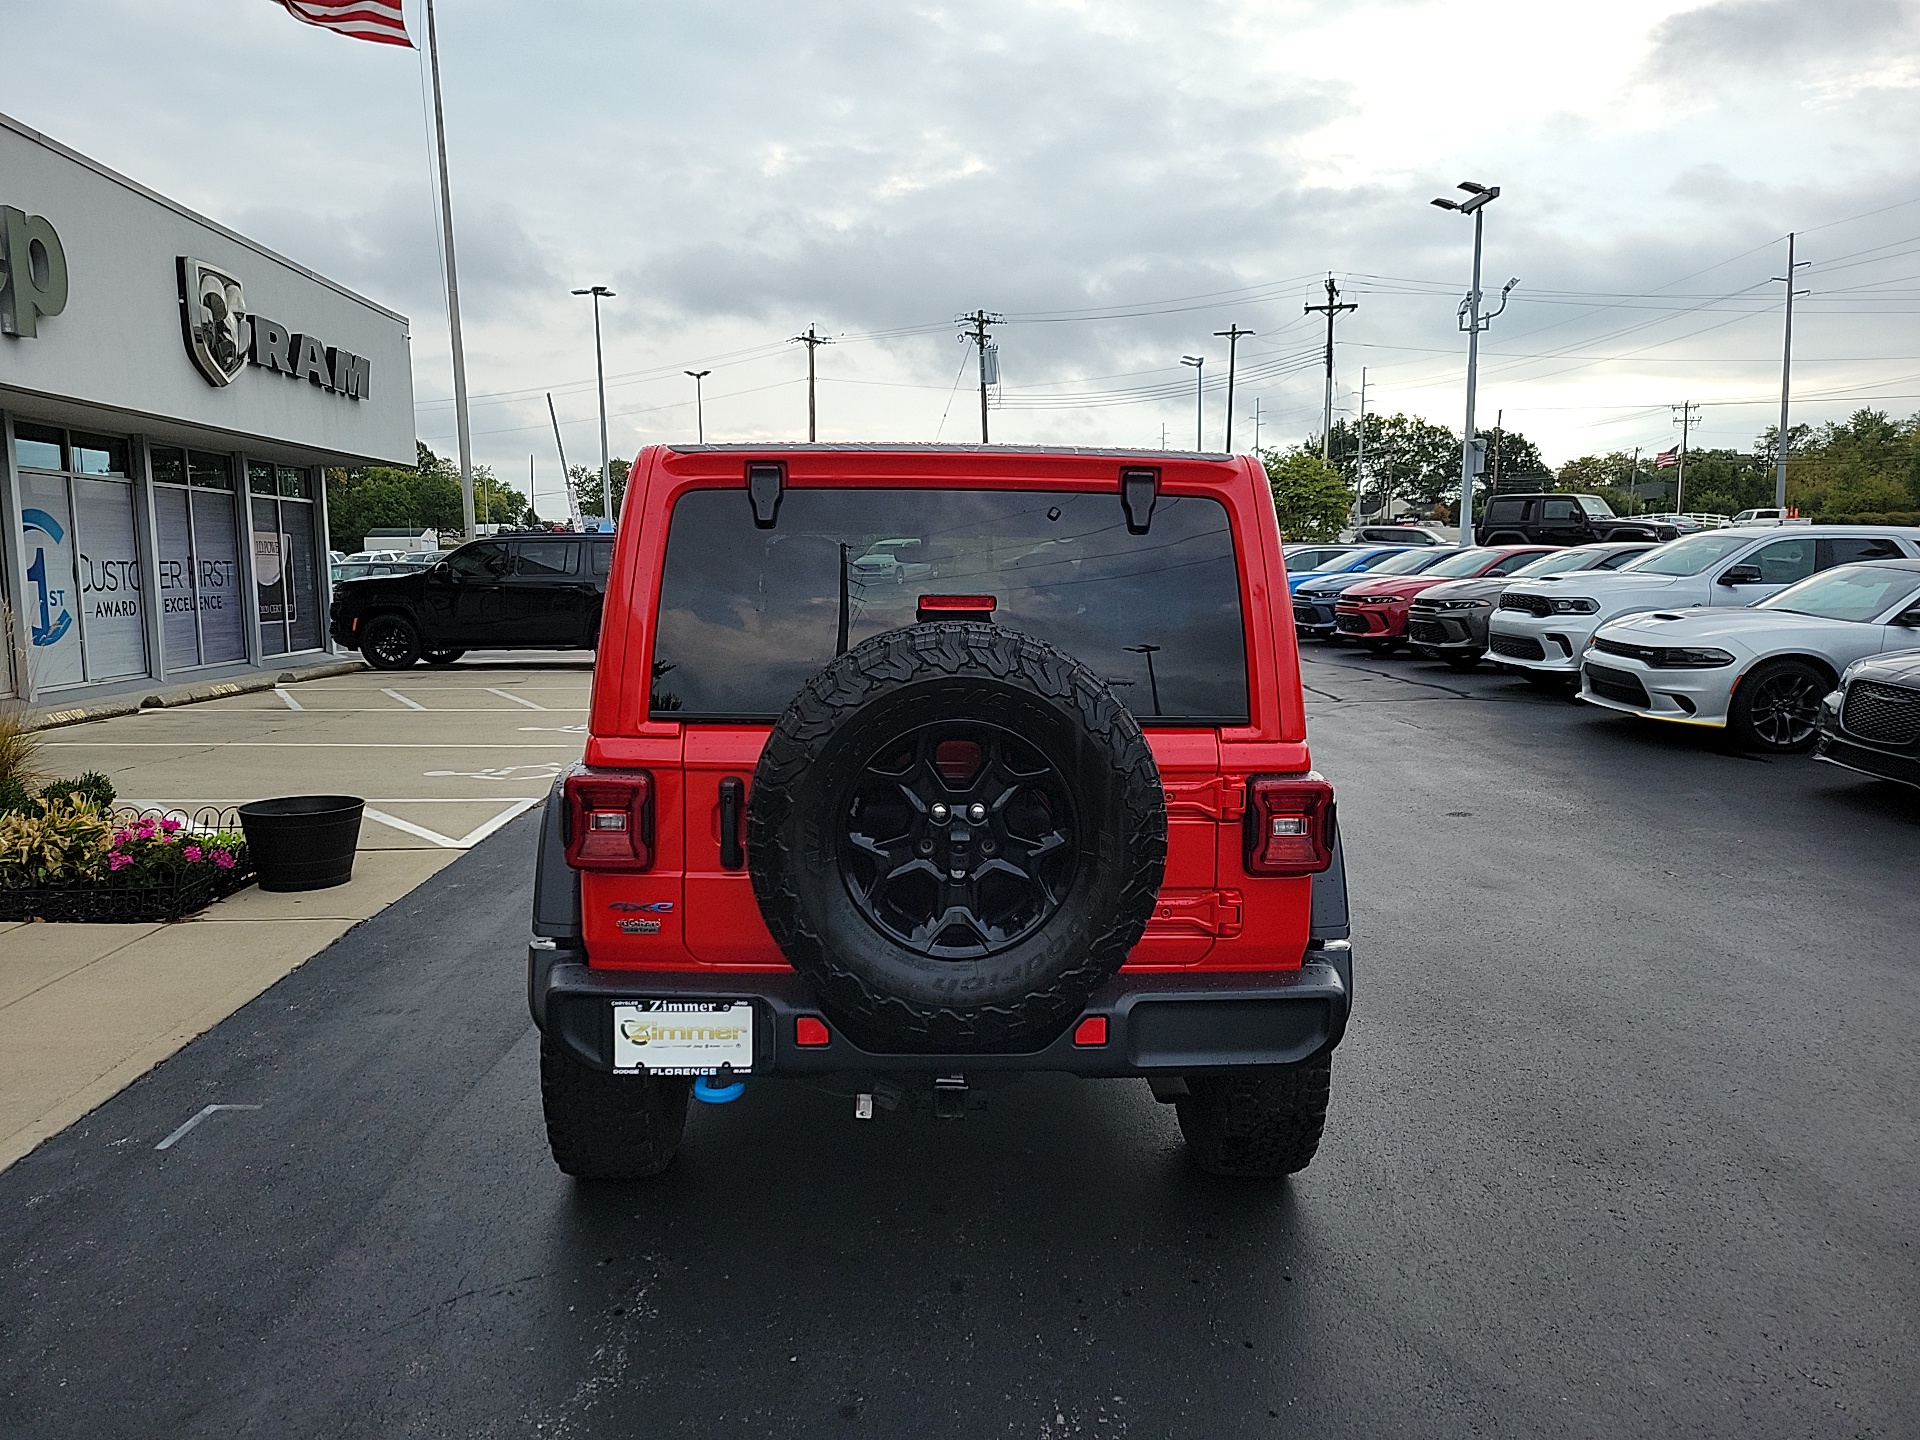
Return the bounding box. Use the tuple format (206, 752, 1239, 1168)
(270, 0, 413, 47)
(1653, 446, 1679, 470)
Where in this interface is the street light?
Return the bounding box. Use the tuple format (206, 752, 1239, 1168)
(685, 369, 711, 444)
(1180, 355, 1205, 450)
(1429, 181, 1514, 546)
(572, 285, 615, 527)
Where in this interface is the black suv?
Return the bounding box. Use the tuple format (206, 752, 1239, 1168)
(1475, 493, 1679, 547)
(329, 532, 615, 669)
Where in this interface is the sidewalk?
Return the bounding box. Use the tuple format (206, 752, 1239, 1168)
(0, 848, 460, 1170)
(1, 656, 588, 1172)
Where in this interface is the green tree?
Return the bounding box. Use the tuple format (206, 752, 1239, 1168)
(1321, 412, 1458, 518)
(325, 442, 528, 549)
(1263, 448, 1354, 542)
(1480, 426, 1548, 491)
(575, 458, 631, 522)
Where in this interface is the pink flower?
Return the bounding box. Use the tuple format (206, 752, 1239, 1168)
(160, 817, 182, 833)
(109, 853, 132, 871)
(183, 845, 203, 862)
(110, 832, 125, 848)
(136, 820, 157, 839)
(212, 850, 235, 870)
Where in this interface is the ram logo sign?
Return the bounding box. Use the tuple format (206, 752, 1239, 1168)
(176, 256, 371, 400)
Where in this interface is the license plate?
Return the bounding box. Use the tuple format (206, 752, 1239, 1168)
(611, 1001, 754, 1075)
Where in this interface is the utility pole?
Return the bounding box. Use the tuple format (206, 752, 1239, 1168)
(546, 392, 581, 531)
(1304, 278, 1356, 461)
(1247, 397, 1263, 453)
(1213, 324, 1254, 450)
(1672, 401, 1699, 514)
(1491, 407, 1503, 491)
(955, 311, 1002, 443)
(1630, 445, 1641, 515)
(790, 325, 831, 442)
(1773, 233, 1810, 509)
(1431, 181, 1515, 545)
(685, 369, 711, 443)
(1180, 355, 1205, 449)
(1355, 369, 1368, 522)
(1159, 422, 1168, 450)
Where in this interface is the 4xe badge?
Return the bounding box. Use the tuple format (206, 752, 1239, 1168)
(610, 900, 672, 935)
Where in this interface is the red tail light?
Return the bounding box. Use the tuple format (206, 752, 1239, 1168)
(1244, 775, 1335, 876)
(563, 770, 654, 871)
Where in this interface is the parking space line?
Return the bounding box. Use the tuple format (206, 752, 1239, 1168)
(381, 688, 426, 711)
(156, 1103, 261, 1151)
(273, 688, 303, 711)
(363, 797, 543, 849)
(486, 687, 546, 710)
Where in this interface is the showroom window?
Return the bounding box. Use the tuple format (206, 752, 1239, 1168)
(248, 460, 322, 655)
(12, 422, 147, 688)
(150, 447, 247, 669)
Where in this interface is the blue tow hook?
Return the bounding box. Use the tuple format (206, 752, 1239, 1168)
(692, 1071, 746, 1105)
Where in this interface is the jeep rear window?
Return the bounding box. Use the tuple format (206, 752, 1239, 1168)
(651, 487, 1249, 724)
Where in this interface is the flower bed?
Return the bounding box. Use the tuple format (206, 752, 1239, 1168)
(0, 804, 255, 923)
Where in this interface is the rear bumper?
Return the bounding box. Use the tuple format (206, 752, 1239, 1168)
(530, 944, 1352, 1078)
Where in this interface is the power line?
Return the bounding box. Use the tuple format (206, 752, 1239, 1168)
(1304, 277, 1357, 461)
(790, 324, 832, 442)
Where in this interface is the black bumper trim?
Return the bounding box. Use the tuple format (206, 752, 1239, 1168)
(530, 945, 1351, 1078)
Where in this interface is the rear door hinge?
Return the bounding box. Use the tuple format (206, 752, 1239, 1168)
(1148, 891, 1244, 938)
(1162, 775, 1245, 822)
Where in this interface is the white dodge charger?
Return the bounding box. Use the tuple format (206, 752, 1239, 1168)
(1578, 559, 1920, 752)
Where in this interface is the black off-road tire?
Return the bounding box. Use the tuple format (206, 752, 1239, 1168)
(749, 621, 1166, 1053)
(360, 614, 421, 671)
(1176, 1062, 1332, 1178)
(540, 1032, 692, 1180)
(422, 647, 465, 666)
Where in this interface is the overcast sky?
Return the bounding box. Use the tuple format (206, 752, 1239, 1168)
(13, 0, 1920, 511)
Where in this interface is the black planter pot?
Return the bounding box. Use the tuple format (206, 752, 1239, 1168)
(238, 796, 365, 892)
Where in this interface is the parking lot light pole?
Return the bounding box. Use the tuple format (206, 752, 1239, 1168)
(1181, 355, 1205, 450)
(1430, 183, 1512, 545)
(572, 285, 614, 525)
(685, 369, 711, 443)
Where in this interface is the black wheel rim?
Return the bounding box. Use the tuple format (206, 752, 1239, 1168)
(1748, 670, 1822, 748)
(366, 622, 412, 667)
(840, 723, 1080, 959)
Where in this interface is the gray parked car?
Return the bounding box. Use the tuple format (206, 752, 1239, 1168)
(1407, 542, 1656, 668)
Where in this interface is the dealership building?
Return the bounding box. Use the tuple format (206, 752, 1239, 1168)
(0, 111, 413, 705)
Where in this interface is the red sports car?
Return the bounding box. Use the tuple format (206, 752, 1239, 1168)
(1335, 545, 1551, 654)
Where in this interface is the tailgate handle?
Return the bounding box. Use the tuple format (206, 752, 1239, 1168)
(719, 776, 745, 870)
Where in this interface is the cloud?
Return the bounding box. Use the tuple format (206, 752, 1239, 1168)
(1644, 0, 1920, 81)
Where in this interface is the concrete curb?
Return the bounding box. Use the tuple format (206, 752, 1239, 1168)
(29, 658, 369, 731)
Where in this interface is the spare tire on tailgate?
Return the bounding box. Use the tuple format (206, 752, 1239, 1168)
(748, 621, 1166, 1053)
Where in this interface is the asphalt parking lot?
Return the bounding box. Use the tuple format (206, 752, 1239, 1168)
(38, 653, 591, 849)
(2, 642, 1917, 1439)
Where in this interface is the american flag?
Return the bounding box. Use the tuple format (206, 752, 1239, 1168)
(1653, 446, 1679, 470)
(270, 0, 412, 47)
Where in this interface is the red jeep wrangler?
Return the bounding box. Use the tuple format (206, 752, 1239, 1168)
(528, 445, 1351, 1179)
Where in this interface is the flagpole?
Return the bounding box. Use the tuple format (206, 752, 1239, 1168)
(423, 0, 477, 541)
